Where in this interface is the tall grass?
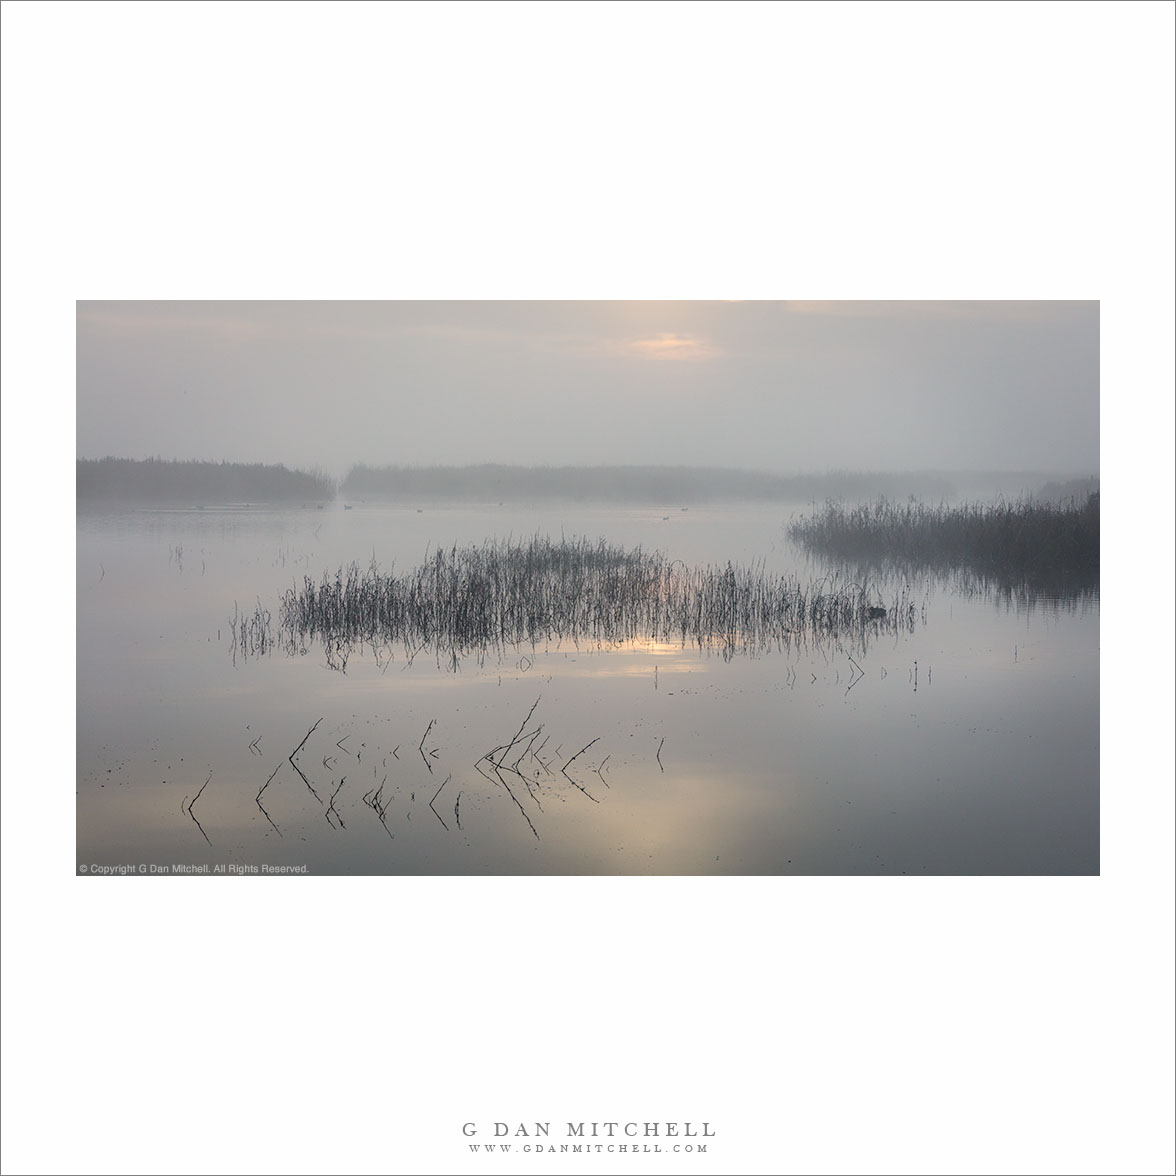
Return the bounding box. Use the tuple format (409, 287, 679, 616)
(788, 493, 1099, 602)
(233, 536, 916, 668)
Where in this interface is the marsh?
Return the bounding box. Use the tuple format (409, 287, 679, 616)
(76, 496, 1098, 875)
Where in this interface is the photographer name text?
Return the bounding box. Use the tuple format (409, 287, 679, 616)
(463, 1122, 713, 1154)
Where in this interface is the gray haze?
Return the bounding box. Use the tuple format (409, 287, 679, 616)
(76, 301, 1098, 478)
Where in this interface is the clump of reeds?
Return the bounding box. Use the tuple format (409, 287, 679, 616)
(233, 535, 910, 668)
(788, 493, 1099, 603)
(229, 598, 275, 664)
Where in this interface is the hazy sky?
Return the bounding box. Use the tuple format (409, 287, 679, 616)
(76, 300, 1099, 478)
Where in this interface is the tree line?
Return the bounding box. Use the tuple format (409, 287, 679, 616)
(76, 458, 336, 502)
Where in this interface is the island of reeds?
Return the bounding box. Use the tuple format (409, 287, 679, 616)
(77, 457, 336, 503)
(788, 493, 1100, 603)
(232, 535, 918, 669)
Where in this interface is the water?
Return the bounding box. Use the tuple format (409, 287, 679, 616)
(76, 501, 1099, 874)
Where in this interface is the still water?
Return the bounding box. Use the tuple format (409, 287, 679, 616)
(76, 501, 1099, 875)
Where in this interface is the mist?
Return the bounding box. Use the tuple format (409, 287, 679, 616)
(75, 300, 1099, 479)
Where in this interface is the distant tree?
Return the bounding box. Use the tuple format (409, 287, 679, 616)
(77, 457, 336, 502)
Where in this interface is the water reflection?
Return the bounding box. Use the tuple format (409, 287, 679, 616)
(76, 502, 1099, 874)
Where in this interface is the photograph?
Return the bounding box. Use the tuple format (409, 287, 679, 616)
(76, 299, 1101, 877)
(3, 3, 1172, 1174)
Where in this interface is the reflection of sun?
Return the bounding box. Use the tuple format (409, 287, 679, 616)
(538, 637, 710, 681)
(635, 639, 694, 656)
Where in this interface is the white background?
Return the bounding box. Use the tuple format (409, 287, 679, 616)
(3, 3, 1174, 1174)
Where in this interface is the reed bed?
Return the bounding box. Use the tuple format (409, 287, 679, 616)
(234, 535, 912, 667)
(788, 494, 1099, 602)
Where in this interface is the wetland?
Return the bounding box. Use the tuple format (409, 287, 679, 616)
(76, 486, 1099, 875)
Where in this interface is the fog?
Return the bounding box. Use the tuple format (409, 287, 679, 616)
(76, 300, 1098, 479)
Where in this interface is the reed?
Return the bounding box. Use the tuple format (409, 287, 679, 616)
(788, 493, 1099, 602)
(235, 535, 908, 669)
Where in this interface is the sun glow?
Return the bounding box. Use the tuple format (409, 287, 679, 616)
(626, 332, 721, 361)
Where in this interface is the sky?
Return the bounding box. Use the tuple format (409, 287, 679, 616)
(75, 300, 1099, 479)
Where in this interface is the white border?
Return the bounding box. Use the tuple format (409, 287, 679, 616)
(3, 3, 1173, 1174)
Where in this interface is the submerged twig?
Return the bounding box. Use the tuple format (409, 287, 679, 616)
(495, 696, 541, 768)
(256, 794, 282, 837)
(418, 718, 436, 773)
(325, 776, 347, 828)
(256, 760, 283, 803)
(289, 717, 324, 802)
(562, 736, 600, 777)
(595, 754, 611, 787)
(493, 766, 541, 838)
(187, 772, 212, 845)
(363, 776, 394, 838)
(429, 774, 451, 830)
